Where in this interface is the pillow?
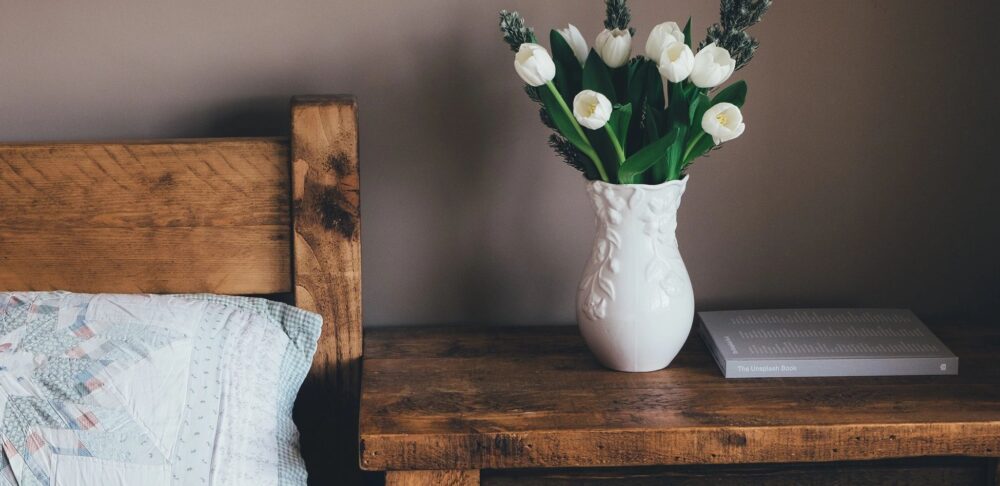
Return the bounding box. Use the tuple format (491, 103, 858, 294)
(0, 292, 321, 486)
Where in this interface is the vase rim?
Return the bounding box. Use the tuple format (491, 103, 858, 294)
(588, 174, 689, 190)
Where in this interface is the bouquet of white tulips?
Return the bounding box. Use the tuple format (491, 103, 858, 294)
(500, 0, 771, 184)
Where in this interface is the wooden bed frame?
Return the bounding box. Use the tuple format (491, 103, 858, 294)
(0, 95, 362, 484)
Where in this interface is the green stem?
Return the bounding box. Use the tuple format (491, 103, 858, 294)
(682, 131, 706, 163)
(579, 146, 609, 182)
(679, 84, 711, 165)
(603, 125, 626, 165)
(545, 82, 610, 182)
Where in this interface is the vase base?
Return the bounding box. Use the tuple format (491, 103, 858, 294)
(597, 362, 670, 373)
(578, 317, 691, 374)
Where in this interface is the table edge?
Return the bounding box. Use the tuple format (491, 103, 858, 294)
(359, 421, 1000, 471)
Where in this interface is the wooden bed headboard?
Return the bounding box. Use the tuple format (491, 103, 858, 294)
(0, 95, 362, 484)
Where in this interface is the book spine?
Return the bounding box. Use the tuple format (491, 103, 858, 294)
(697, 322, 729, 374)
(724, 356, 959, 378)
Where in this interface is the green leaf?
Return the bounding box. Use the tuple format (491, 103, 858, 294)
(626, 59, 664, 110)
(683, 17, 692, 49)
(582, 50, 617, 100)
(666, 125, 688, 180)
(618, 127, 680, 184)
(646, 64, 665, 110)
(610, 65, 630, 105)
(624, 60, 656, 156)
(549, 30, 583, 100)
(683, 132, 717, 165)
(687, 92, 701, 123)
(609, 103, 632, 149)
(642, 102, 661, 142)
(666, 82, 690, 127)
(644, 102, 665, 182)
(689, 91, 711, 127)
(626, 60, 649, 109)
(711, 80, 747, 107)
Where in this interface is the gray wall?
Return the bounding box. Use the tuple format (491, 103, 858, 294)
(2, 1, 997, 326)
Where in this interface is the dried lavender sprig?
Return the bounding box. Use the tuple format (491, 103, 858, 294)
(549, 134, 595, 177)
(701, 0, 772, 70)
(499, 10, 536, 52)
(603, 0, 636, 35)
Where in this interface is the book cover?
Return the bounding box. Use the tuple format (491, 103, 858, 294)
(698, 309, 958, 378)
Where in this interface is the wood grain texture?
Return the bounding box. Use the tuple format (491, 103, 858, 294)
(289, 95, 364, 484)
(482, 457, 991, 486)
(386, 470, 480, 486)
(0, 139, 291, 294)
(359, 322, 1000, 471)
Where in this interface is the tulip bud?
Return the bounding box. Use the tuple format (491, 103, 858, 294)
(701, 102, 746, 145)
(557, 24, 589, 66)
(594, 29, 632, 68)
(573, 90, 613, 130)
(514, 43, 556, 87)
(690, 42, 736, 88)
(657, 42, 694, 83)
(645, 22, 684, 63)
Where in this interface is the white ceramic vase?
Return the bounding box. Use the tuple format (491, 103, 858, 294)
(577, 176, 694, 372)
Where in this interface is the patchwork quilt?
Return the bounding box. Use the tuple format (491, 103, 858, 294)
(0, 292, 321, 486)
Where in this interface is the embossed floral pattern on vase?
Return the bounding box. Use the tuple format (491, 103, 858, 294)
(577, 177, 695, 372)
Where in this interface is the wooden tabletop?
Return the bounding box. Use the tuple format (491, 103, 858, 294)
(359, 322, 1000, 472)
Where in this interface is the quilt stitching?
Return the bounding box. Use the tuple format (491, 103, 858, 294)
(0, 294, 183, 485)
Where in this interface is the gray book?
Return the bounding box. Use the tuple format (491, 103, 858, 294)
(698, 309, 958, 378)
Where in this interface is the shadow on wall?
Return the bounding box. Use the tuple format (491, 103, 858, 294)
(174, 96, 291, 138)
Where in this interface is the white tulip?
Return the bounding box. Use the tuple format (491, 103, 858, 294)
(514, 43, 556, 87)
(702, 102, 745, 145)
(689, 42, 736, 88)
(573, 90, 613, 130)
(594, 28, 632, 68)
(557, 24, 589, 65)
(657, 42, 695, 83)
(645, 21, 684, 63)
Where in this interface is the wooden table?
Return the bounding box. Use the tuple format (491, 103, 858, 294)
(359, 323, 1000, 485)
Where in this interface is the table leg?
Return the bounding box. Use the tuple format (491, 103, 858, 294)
(385, 469, 480, 486)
